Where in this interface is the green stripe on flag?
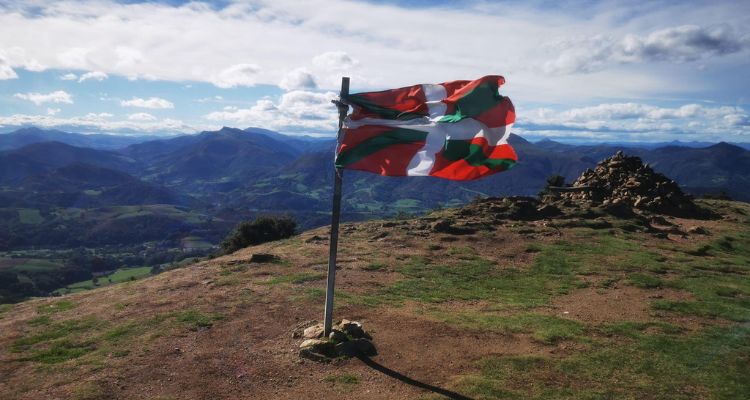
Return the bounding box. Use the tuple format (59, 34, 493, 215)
(335, 127, 429, 168)
(442, 140, 517, 169)
(438, 81, 504, 123)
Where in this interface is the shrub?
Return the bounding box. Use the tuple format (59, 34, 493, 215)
(220, 216, 297, 254)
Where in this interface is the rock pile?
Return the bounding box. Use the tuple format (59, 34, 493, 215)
(297, 320, 376, 362)
(560, 151, 706, 217)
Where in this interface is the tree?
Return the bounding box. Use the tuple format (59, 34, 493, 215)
(220, 216, 297, 254)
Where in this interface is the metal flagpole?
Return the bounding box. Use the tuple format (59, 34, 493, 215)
(323, 76, 350, 337)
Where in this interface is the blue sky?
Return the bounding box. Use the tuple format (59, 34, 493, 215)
(0, 0, 748, 142)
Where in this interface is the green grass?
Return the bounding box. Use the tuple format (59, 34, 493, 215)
(12, 317, 102, 353)
(324, 373, 360, 385)
(649, 229, 750, 322)
(435, 312, 585, 344)
(628, 273, 666, 289)
(57, 267, 153, 293)
(0, 303, 12, 317)
(346, 255, 576, 309)
(16, 259, 62, 271)
(172, 310, 224, 331)
(28, 315, 52, 326)
(362, 261, 388, 271)
(102, 322, 143, 342)
(25, 340, 96, 364)
(292, 287, 327, 302)
(18, 208, 43, 224)
(456, 325, 750, 400)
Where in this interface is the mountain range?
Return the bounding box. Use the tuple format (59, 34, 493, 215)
(1, 126, 749, 250)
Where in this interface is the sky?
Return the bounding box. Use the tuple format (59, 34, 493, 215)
(0, 0, 749, 142)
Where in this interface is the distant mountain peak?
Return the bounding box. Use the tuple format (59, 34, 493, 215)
(707, 141, 744, 152)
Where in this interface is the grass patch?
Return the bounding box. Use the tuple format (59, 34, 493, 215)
(37, 300, 76, 314)
(26, 340, 96, 364)
(173, 310, 223, 330)
(628, 273, 665, 289)
(650, 229, 750, 321)
(601, 321, 686, 338)
(0, 303, 12, 316)
(456, 325, 750, 399)
(219, 264, 247, 276)
(28, 315, 52, 326)
(18, 208, 43, 224)
(355, 255, 575, 308)
(363, 261, 388, 271)
(112, 349, 130, 357)
(12, 317, 103, 352)
(435, 312, 585, 344)
(102, 322, 142, 342)
(294, 287, 326, 302)
(324, 373, 360, 385)
(56, 267, 153, 294)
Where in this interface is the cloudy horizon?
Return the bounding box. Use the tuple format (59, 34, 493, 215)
(0, 0, 748, 142)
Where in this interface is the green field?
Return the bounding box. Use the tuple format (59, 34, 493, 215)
(0, 257, 63, 271)
(17, 208, 43, 224)
(55, 267, 153, 294)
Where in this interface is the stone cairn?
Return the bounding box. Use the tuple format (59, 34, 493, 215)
(296, 319, 376, 362)
(560, 151, 705, 217)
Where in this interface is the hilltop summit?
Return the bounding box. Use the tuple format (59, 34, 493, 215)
(557, 151, 709, 217)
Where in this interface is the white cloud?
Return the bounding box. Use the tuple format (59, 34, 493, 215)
(0, 113, 196, 134)
(57, 47, 91, 69)
(60, 73, 77, 80)
(13, 90, 73, 106)
(47, 108, 61, 115)
(78, 71, 108, 82)
(0, 0, 748, 140)
(312, 51, 357, 70)
(544, 25, 748, 75)
(0, 0, 744, 102)
(0, 64, 17, 80)
(204, 90, 338, 132)
(279, 68, 317, 91)
(0, 53, 18, 80)
(128, 112, 157, 121)
(210, 63, 261, 88)
(120, 97, 174, 109)
(519, 102, 750, 141)
(1, 47, 46, 73)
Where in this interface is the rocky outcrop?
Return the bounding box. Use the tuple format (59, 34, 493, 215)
(298, 319, 376, 362)
(557, 151, 710, 218)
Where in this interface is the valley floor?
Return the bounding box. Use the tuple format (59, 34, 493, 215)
(0, 199, 748, 400)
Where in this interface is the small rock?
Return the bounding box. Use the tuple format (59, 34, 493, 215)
(299, 338, 337, 361)
(300, 338, 328, 349)
(370, 231, 389, 240)
(305, 235, 326, 243)
(687, 226, 709, 235)
(336, 320, 372, 340)
(303, 324, 324, 339)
